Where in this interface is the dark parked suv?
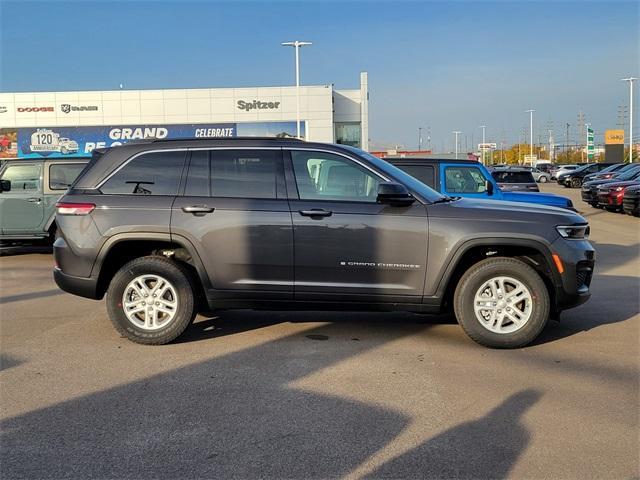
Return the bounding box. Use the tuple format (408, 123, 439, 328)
(54, 138, 595, 348)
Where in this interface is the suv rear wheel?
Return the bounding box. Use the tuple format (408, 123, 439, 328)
(454, 257, 550, 348)
(106, 256, 196, 345)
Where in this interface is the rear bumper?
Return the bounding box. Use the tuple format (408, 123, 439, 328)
(53, 267, 100, 300)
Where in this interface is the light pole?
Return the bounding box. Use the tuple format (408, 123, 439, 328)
(479, 125, 486, 164)
(282, 40, 312, 139)
(418, 127, 423, 150)
(453, 131, 462, 159)
(525, 110, 535, 162)
(622, 77, 637, 162)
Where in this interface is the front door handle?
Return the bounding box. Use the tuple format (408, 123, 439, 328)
(182, 205, 215, 215)
(27, 197, 42, 203)
(299, 209, 332, 218)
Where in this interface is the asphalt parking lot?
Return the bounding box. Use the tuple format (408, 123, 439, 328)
(0, 183, 638, 479)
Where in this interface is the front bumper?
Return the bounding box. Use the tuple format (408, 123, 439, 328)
(550, 237, 595, 311)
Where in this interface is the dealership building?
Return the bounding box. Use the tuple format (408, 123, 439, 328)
(0, 72, 369, 160)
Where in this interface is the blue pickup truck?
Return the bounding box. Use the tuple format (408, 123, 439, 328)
(385, 158, 574, 209)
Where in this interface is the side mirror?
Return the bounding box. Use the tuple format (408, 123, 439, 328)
(377, 182, 415, 206)
(485, 180, 494, 196)
(0, 179, 11, 192)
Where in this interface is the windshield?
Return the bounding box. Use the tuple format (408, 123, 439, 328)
(618, 166, 640, 181)
(341, 146, 447, 202)
(492, 171, 535, 183)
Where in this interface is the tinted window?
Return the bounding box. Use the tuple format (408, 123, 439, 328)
(395, 164, 435, 188)
(292, 151, 380, 202)
(445, 166, 487, 193)
(101, 151, 186, 195)
(1, 164, 41, 192)
(211, 150, 277, 199)
(49, 163, 86, 190)
(184, 150, 210, 197)
(492, 171, 535, 183)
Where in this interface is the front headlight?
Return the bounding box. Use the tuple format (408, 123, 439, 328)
(556, 225, 590, 239)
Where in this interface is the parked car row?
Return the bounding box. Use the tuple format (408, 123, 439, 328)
(580, 164, 640, 215)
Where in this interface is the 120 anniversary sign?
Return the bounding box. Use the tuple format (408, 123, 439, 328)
(11, 121, 304, 159)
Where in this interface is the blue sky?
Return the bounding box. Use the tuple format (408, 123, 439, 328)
(1, 0, 638, 150)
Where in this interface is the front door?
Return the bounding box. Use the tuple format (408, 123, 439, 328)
(287, 150, 428, 303)
(0, 163, 44, 235)
(171, 148, 293, 300)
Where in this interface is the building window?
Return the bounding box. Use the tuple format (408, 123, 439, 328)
(335, 123, 361, 148)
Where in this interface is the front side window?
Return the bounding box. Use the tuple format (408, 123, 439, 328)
(49, 163, 86, 190)
(1, 164, 41, 192)
(100, 151, 186, 195)
(445, 166, 487, 193)
(291, 151, 380, 202)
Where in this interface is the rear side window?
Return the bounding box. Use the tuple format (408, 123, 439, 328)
(1, 164, 41, 191)
(492, 171, 535, 183)
(100, 151, 186, 195)
(445, 166, 487, 193)
(183, 149, 278, 199)
(395, 164, 435, 188)
(49, 163, 86, 190)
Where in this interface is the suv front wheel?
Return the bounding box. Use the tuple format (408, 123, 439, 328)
(454, 257, 550, 348)
(106, 256, 197, 345)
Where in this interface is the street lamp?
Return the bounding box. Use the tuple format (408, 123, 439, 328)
(282, 41, 312, 139)
(479, 125, 486, 164)
(621, 77, 637, 162)
(453, 131, 462, 159)
(525, 110, 535, 162)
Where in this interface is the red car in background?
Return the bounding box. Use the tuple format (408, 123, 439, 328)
(596, 180, 640, 211)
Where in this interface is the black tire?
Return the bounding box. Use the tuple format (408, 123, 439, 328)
(106, 256, 197, 345)
(571, 178, 582, 188)
(538, 176, 548, 183)
(453, 257, 550, 349)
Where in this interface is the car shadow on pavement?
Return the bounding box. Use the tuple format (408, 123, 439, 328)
(366, 389, 542, 479)
(0, 288, 64, 305)
(0, 322, 422, 479)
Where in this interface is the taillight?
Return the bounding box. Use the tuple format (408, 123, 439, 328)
(56, 202, 95, 215)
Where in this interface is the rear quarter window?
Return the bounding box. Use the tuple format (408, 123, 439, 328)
(100, 151, 187, 195)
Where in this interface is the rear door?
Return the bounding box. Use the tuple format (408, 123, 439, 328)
(0, 162, 44, 235)
(287, 149, 428, 302)
(171, 148, 293, 300)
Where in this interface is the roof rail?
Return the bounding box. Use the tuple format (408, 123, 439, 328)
(148, 136, 306, 143)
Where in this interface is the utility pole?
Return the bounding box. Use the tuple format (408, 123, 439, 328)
(453, 131, 462, 159)
(479, 125, 486, 164)
(578, 110, 586, 162)
(622, 77, 637, 162)
(566, 123, 570, 161)
(427, 126, 432, 151)
(418, 127, 423, 151)
(526, 110, 535, 163)
(282, 40, 312, 139)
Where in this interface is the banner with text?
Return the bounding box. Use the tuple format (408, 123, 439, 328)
(14, 121, 304, 159)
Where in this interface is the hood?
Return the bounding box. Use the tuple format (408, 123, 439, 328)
(596, 180, 640, 189)
(437, 197, 585, 225)
(583, 177, 628, 188)
(503, 191, 572, 208)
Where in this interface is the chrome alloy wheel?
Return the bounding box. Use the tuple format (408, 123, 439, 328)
(473, 276, 533, 334)
(122, 274, 179, 331)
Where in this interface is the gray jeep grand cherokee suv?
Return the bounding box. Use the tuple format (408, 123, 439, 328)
(53, 138, 594, 348)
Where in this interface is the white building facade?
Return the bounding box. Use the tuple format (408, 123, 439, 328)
(0, 72, 369, 160)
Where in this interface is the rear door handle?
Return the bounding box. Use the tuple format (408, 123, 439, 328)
(182, 205, 215, 215)
(299, 209, 332, 218)
(27, 197, 42, 203)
